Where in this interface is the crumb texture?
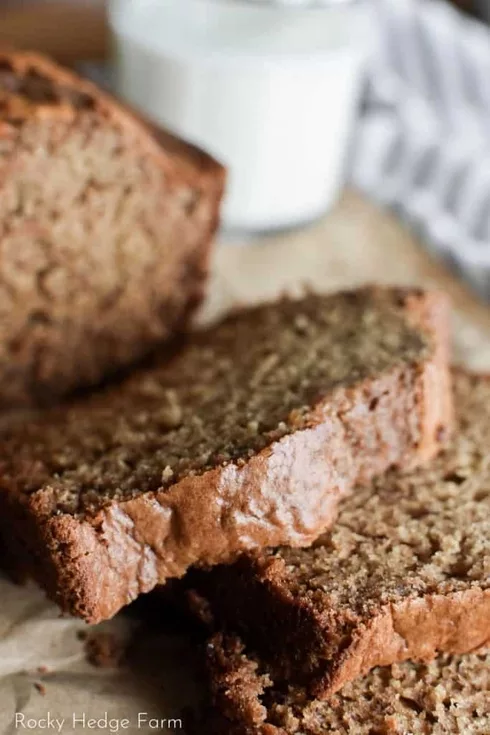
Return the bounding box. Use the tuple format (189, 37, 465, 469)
(0, 289, 429, 515)
(278, 368, 490, 620)
(206, 634, 490, 735)
(294, 653, 490, 735)
(0, 51, 223, 406)
(191, 371, 490, 694)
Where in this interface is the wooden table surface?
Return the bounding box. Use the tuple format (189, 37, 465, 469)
(204, 190, 490, 373)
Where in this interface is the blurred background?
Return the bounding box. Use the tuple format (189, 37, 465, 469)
(2, 0, 490, 300)
(0, 1, 486, 65)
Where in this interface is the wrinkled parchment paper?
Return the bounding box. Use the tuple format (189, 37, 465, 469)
(2, 192, 490, 735)
(0, 578, 201, 734)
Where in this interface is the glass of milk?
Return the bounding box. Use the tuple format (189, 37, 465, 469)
(109, 0, 374, 232)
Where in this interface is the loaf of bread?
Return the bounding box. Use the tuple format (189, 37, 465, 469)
(187, 370, 489, 700)
(0, 288, 451, 622)
(203, 634, 490, 734)
(0, 50, 225, 406)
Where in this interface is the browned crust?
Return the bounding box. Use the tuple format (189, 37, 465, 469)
(0, 49, 226, 193)
(396, 289, 452, 462)
(1, 289, 452, 623)
(0, 48, 226, 299)
(188, 372, 490, 702)
(188, 527, 490, 701)
(189, 556, 490, 706)
(201, 604, 489, 735)
(187, 504, 490, 702)
(322, 587, 490, 697)
(201, 631, 490, 735)
(223, 560, 490, 700)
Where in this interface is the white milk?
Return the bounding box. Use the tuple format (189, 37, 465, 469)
(110, 0, 374, 232)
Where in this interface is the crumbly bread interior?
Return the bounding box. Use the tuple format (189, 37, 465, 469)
(189, 371, 489, 692)
(278, 368, 489, 635)
(0, 289, 429, 515)
(207, 634, 490, 735)
(0, 55, 216, 405)
(294, 653, 490, 735)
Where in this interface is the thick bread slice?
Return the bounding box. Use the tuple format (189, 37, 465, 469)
(203, 633, 490, 735)
(0, 288, 451, 623)
(0, 50, 225, 407)
(187, 371, 490, 699)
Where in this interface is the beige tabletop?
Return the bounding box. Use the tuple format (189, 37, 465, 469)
(206, 190, 490, 371)
(0, 190, 489, 735)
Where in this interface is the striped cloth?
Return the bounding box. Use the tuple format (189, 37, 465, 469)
(350, 0, 490, 298)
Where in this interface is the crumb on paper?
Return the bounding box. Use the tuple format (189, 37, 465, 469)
(34, 682, 46, 696)
(84, 632, 127, 669)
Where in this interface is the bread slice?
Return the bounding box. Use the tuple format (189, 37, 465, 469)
(203, 633, 490, 735)
(187, 370, 490, 700)
(0, 50, 225, 407)
(0, 287, 451, 623)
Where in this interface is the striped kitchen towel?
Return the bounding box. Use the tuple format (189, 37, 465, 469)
(350, 0, 490, 298)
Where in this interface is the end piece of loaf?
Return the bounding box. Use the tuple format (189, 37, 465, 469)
(0, 50, 225, 406)
(203, 633, 490, 735)
(0, 287, 451, 622)
(187, 370, 490, 700)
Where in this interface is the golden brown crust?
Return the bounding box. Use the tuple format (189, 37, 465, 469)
(323, 588, 490, 697)
(196, 523, 490, 703)
(187, 370, 490, 702)
(397, 289, 453, 462)
(0, 288, 452, 623)
(0, 49, 225, 189)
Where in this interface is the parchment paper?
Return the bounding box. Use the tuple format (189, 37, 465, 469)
(1, 192, 490, 735)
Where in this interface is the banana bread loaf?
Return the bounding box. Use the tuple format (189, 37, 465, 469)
(187, 370, 489, 700)
(0, 50, 225, 407)
(204, 633, 490, 735)
(0, 287, 451, 623)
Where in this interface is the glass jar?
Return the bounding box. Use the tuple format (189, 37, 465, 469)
(109, 0, 374, 232)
